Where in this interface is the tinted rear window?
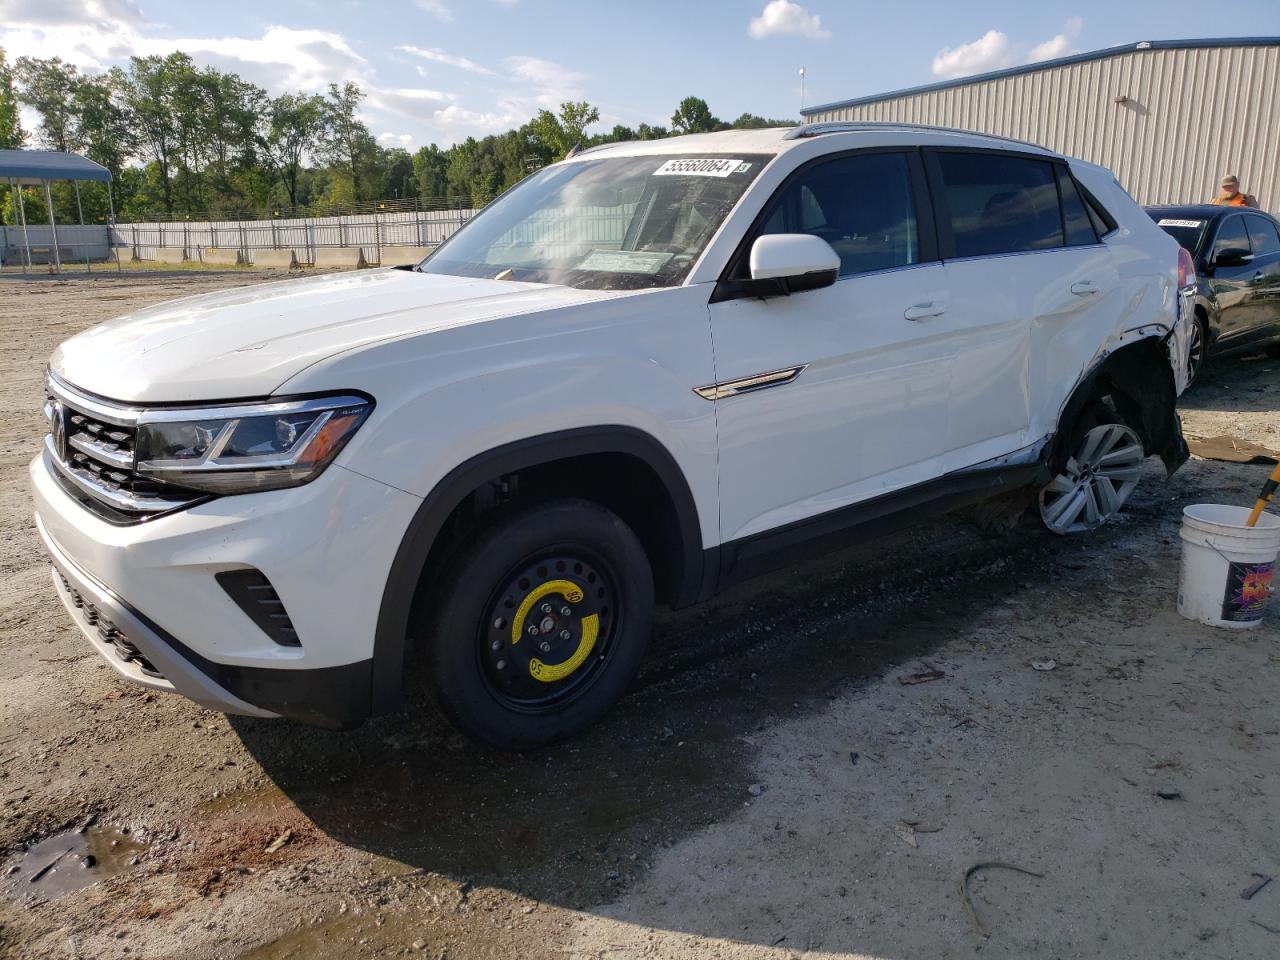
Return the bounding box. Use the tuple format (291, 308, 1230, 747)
(935, 152, 1064, 257)
(1151, 215, 1209, 254)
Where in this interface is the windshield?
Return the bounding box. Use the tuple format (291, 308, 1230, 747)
(418, 154, 770, 290)
(1151, 215, 1209, 255)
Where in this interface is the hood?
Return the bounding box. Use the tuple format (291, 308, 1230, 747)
(51, 269, 618, 403)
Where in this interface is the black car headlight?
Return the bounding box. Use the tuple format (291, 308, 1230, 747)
(135, 394, 372, 494)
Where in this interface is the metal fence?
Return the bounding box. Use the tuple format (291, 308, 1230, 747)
(114, 207, 480, 265)
(3, 200, 645, 270)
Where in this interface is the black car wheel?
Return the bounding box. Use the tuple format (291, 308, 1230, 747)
(422, 498, 653, 749)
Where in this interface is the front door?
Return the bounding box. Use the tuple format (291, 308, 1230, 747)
(707, 149, 957, 543)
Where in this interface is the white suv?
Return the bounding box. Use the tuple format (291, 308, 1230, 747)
(32, 124, 1192, 747)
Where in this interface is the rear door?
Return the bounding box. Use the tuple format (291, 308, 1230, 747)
(924, 149, 1119, 454)
(1243, 214, 1280, 343)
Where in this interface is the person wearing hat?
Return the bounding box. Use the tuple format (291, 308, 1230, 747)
(1211, 174, 1257, 207)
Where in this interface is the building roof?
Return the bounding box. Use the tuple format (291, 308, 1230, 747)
(802, 37, 1280, 117)
(0, 149, 112, 185)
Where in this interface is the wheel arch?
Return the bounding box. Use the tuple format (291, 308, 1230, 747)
(1051, 335, 1188, 475)
(368, 426, 708, 716)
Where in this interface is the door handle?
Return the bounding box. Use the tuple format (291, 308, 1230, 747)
(904, 302, 946, 321)
(1070, 281, 1099, 296)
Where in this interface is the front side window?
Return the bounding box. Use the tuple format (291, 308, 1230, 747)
(753, 151, 920, 276)
(935, 152, 1064, 257)
(1211, 216, 1250, 261)
(419, 154, 768, 290)
(1245, 215, 1280, 257)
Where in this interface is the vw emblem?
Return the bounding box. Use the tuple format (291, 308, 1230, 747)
(49, 398, 68, 461)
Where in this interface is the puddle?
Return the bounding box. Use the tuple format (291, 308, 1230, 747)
(1, 822, 147, 902)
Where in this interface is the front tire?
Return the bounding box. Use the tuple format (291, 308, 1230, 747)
(422, 498, 653, 749)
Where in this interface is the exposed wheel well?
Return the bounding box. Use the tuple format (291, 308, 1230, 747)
(418, 452, 689, 608)
(1052, 336, 1183, 474)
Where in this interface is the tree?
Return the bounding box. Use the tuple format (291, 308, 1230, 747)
(0, 48, 25, 150)
(730, 111, 794, 129)
(320, 81, 378, 200)
(635, 122, 669, 141)
(670, 96, 718, 135)
(120, 54, 188, 213)
(529, 100, 600, 158)
(15, 56, 79, 150)
(72, 71, 133, 178)
(264, 92, 327, 207)
(412, 143, 449, 200)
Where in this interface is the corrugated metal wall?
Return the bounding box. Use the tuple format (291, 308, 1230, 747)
(807, 44, 1280, 213)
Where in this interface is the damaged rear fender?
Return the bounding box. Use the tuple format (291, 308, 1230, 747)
(1051, 335, 1189, 478)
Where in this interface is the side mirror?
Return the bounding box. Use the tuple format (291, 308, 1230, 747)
(748, 234, 840, 295)
(1213, 246, 1254, 268)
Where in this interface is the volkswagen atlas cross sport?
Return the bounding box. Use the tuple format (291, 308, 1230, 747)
(33, 123, 1193, 748)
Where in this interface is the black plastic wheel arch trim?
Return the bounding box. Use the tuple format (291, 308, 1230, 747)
(369, 425, 707, 718)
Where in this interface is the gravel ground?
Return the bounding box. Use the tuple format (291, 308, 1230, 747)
(1, 272, 1278, 959)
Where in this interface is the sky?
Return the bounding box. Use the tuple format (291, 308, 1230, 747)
(2, 0, 1278, 152)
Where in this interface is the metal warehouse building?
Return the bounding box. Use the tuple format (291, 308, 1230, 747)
(801, 37, 1280, 213)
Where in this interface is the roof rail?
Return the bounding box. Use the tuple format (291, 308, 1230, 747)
(783, 121, 1046, 152)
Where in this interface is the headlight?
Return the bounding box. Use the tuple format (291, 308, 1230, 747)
(135, 394, 372, 494)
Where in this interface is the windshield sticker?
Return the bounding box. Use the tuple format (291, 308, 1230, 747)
(652, 158, 746, 178)
(1158, 218, 1204, 228)
(578, 249, 675, 274)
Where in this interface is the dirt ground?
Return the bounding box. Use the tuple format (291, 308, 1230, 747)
(1, 272, 1278, 960)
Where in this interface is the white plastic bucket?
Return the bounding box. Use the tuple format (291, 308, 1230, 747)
(1177, 504, 1279, 628)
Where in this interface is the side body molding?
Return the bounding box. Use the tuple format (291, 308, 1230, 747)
(369, 425, 707, 716)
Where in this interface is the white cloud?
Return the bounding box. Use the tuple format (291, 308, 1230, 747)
(931, 29, 1013, 78)
(0, 0, 141, 26)
(397, 44, 493, 76)
(377, 132, 414, 146)
(1028, 17, 1084, 63)
(414, 0, 452, 21)
(748, 1, 830, 40)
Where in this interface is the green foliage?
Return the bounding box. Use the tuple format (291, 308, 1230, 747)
(2, 54, 791, 221)
(671, 96, 718, 135)
(0, 48, 25, 150)
(15, 55, 79, 151)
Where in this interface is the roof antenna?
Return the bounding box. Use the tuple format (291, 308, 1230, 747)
(799, 67, 806, 115)
(564, 142, 583, 160)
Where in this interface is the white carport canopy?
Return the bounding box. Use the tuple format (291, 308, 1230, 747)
(1, 149, 115, 275)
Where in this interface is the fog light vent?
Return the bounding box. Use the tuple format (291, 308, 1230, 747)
(216, 569, 301, 647)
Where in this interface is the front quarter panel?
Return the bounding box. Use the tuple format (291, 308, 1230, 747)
(276, 285, 721, 548)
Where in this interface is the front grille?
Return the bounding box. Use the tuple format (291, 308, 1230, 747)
(54, 568, 163, 678)
(44, 375, 200, 523)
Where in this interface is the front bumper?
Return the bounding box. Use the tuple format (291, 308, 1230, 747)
(40, 516, 278, 718)
(31, 449, 422, 727)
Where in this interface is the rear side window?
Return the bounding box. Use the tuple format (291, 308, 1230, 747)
(1056, 167, 1098, 246)
(934, 152, 1064, 257)
(754, 151, 920, 277)
(1212, 216, 1250, 260)
(1246, 215, 1280, 256)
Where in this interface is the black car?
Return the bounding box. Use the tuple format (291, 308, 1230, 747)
(1146, 204, 1280, 383)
